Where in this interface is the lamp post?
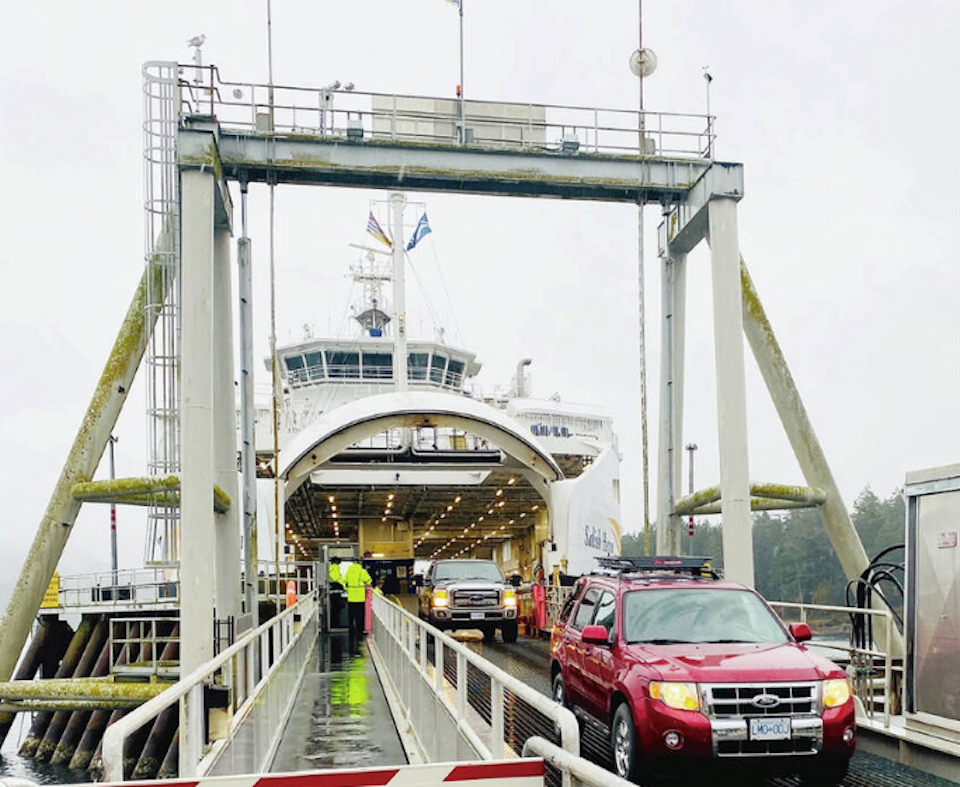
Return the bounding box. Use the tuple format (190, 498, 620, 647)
(685, 443, 698, 541)
(108, 435, 118, 586)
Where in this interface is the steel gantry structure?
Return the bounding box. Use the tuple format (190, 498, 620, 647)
(0, 63, 885, 743)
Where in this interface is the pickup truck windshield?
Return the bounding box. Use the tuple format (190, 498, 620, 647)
(433, 562, 504, 582)
(623, 588, 788, 645)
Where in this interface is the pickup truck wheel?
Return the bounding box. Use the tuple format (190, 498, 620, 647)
(501, 620, 519, 643)
(481, 627, 496, 642)
(612, 703, 641, 783)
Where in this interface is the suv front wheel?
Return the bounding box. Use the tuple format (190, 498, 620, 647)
(612, 703, 641, 784)
(501, 620, 518, 643)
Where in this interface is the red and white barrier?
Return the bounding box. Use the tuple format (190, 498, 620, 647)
(39, 759, 544, 787)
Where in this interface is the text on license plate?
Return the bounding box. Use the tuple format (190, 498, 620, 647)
(471, 612, 485, 620)
(749, 717, 791, 741)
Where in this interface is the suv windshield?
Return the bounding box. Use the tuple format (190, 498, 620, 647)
(623, 588, 788, 645)
(433, 561, 504, 582)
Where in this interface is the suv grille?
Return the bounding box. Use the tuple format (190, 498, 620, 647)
(452, 590, 500, 608)
(703, 682, 818, 718)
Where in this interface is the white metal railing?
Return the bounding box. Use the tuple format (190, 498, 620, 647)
(102, 590, 317, 781)
(770, 600, 899, 727)
(55, 567, 179, 609)
(176, 64, 715, 160)
(255, 560, 316, 602)
(522, 737, 635, 787)
(109, 617, 179, 678)
(370, 594, 579, 784)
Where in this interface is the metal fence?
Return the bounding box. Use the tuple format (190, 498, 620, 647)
(370, 594, 580, 787)
(55, 567, 179, 610)
(102, 590, 317, 780)
(109, 617, 180, 678)
(175, 64, 714, 160)
(770, 600, 899, 727)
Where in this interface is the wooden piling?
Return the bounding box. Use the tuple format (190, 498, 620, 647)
(156, 729, 179, 779)
(19, 617, 93, 757)
(36, 616, 107, 761)
(51, 623, 111, 765)
(0, 617, 53, 747)
(131, 622, 180, 779)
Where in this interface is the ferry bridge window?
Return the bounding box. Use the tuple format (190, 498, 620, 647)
(446, 358, 465, 387)
(430, 354, 448, 384)
(304, 351, 324, 380)
(327, 351, 359, 379)
(362, 352, 393, 379)
(284, 355, 306, 383)
(408, 353, 428, 381)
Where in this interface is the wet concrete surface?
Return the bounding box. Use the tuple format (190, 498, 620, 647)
(463, 635, 955, 786)
(271, 631, 406, 773)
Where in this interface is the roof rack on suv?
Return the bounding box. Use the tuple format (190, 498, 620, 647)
(595, 555, 720, 580)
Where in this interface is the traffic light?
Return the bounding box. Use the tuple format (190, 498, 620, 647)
(688, 516, 695, 537)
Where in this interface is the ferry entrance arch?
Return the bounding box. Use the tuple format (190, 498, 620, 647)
(277, 391, 566, 577)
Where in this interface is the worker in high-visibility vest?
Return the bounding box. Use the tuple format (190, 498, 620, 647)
(343, 561, 372, 639)
(328, 557, 343, 587)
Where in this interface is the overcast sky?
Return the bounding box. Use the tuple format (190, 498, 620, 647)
(0, 1, 957, 608)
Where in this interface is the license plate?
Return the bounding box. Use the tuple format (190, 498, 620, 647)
(749, 717, 791, 741)
(471, 612, 485, 620)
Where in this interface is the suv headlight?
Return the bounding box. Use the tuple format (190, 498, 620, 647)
(431, 589, 449, 608)
(503, 588, 517, 607)
(650, 681, 700, 711)
(822, 678, 852, 709)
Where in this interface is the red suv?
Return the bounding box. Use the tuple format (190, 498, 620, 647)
(549, 557, 855, 784)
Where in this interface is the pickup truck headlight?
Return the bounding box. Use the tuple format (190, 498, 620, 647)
(822, 678, 852, 708)
(503, 588, 517, 607)
(431, 589, 449, 608)
(650, 681, 700, 711)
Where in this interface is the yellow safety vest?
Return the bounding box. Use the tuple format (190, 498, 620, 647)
(328, 563, 342, 585)
(344, 563, 371, 603)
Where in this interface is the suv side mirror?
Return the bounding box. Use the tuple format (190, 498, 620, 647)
(582, 625, 609, 645)
(789, 622, 813, 643)
(509, 575, 522, 588)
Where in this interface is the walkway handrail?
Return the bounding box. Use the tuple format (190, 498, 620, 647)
(371, 594, 580, 763)
(522, 736, 635, 787)
(769, 599, 897, 727)
(102, 590, 317, 781)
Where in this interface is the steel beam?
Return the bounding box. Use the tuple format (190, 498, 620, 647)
(0, 240, 171, 684)
(656, 251, 686, 555)
(214, 226, 241, 623)
(204, 130, 711, 202)
(707, 198, 753, 586)
(180, 168, 218, 674)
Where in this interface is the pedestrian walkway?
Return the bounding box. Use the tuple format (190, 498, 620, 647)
(271, 632, 406, 772)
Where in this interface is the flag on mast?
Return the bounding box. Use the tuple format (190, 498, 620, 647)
(366, 212, 392, 248)
(406, 212, 432, 251)
(445, 0, 460, 6)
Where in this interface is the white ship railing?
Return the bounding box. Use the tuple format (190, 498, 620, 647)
(176, 64, 715, 160)
(102, 590, 318, 780)
(370, 593, 581, 787)
(770, 600, 899, 727)
(53, 567, 179, 610)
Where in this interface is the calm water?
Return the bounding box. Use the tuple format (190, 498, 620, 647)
(0, 720, 92, 784)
